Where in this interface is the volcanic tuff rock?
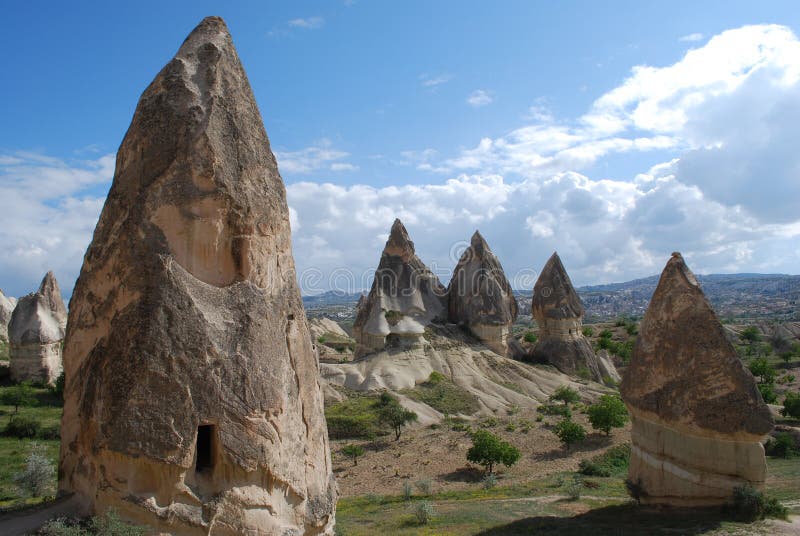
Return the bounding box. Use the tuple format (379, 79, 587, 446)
(309, 317, 354, 362)
(59, 17, 335, 535)
(0, 289, 17, 343)
(621, 252, 773, 506)
(447, 231, 518, 356)
(529, 252, 617, 383)
(8, 272, 67, 385)
(353, 219, 446, 357)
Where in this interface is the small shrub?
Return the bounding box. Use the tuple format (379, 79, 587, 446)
(523, 331, 538, 344)
(14, 443, 54, 498)
(50, 371, 66, 401)
(764, 433, 798, 458)
(781, 391, 800, 419)
(480, 416, 499, 428)
(535, 415, 543, 422)
(414, 500, 434, 525)
(582, 326, 594, 337)
(553, 419, 586, 451)
(483, 472, 498, 489)
(549, 385, 580, 406)
(0, 382, 38, 413)
(427, 371, 446, 384)
(537, 403, 571, 418)
(576, 366, 591, 380)
(506, 404, 521, 416)
(625, 322, 638, 336)
(727, 484, 787, 522)
(740, 326, 761, 343)
(578, 459, 609, 477)
(599, 329, 613, 339)
(505, 423, 516, 432)
(5, 414, 41, 438)
(519, 420, 532, 433)
(414, 478, 432, 495)
(757, 383, 777, 404)
(565, 475, 582, 500)
(587, 395, 628, 436)
(341, 444, 365, 466)
(402, 481, 412, 500)
(749, 358, 776, 384)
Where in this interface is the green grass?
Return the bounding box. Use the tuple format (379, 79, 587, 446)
(0, 385, 62, 509)
(325, 393, 385, 439)
(401, 378, 480, 416)
(0, 340, 8, 361)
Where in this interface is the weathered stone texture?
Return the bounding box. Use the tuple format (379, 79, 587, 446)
(59, 16, 335, 535)
(447, 231, 517, 355)
(0, 289, 17, 342)
(621, 252, 773, 506)
(8, 272, 66, 385)
(529, 252, 617, 383)
(353, 219, 446, 357)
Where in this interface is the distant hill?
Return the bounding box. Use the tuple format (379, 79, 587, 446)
(300, 274, 800, 322)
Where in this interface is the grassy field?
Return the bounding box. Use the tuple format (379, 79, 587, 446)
(335, 457, 800, 535)
(0, 385, 62, 509)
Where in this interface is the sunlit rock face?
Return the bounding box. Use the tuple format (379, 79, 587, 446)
(0, 289, 17, 343)
(621, 252, 774, 506)
(528, 252, 617, 383)
(447, 231, 518, 356)
(8, 272, 66, 385)
(353, 219, 446, 357)
(58, 17, 335, 535)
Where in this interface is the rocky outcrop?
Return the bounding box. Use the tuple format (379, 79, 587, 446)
(0, 289, 17, 343)
(447, 231, 517, 356)
(353, 219, 446, 357)
(309, 317, 354, 362)
(529, 252, 616, 383)
(8, 272, 66, 384)
(59, 17, 335, 535)
(621, 252, 774, 506)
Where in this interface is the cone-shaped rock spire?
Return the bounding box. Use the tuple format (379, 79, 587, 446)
(59, 17, 335, 533)
(621, 252, 773, 506)
(353, 219, 446, 356)
(8, 272, 67, 385)
(528, 252, 618, 383)
(447, 231, 518, 355)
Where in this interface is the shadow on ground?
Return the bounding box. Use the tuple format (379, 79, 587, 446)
(474, 503, 728, 535)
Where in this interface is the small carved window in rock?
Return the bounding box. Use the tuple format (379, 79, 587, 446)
(196, 425, 215, 473)
(288, 314, 295, 321)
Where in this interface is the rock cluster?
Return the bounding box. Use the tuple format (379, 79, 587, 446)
(353, 219, 446, 357)
(8, 272, 66, 384)
(59, 17, 335, 534)
(621, 252, 773, 506)
(529, 252, 618, 383)
(447, 231, 518, 355)
(309, 317, 354, 361)
(0, 289, 17, 342)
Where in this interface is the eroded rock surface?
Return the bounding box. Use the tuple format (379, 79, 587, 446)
(353, 219, 446, 357)
(8, 272, 66, 384)
(447, 231, 517, 356)
(59, 17, 335, 535)
(529, 252, 616, 383)
(621, 252, 773, 506)
(0, 289, 17, 343)
(309, 317, 354, 362)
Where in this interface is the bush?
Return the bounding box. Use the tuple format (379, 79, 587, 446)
(5, 414, 41, 438)
(582, 326, 594, 337)
(414, 500, 434, 525)
(740, 326, 761, 343)
(565, 475, 582, 500)
(537, 403, 571, 418)
(549, 385, 580, 405)
(587, 395, 628, 436)
(0, 382, 38, 413)
(781, 391, 800, 419)
(427, 371, 446, 384)
(728, 484, 787, 522)
(402, 481, 412, 500)
(749, 358, 776, 384)
(341, 444, 365, 466)
(483, 472, 498, 489)
(50, 371, 66, 401)
(578, 444, 630, 477)
(414, 478, 432, 495)
(401, 377, 480, 415)
(467, 430, 521, 474)
(14, 443, 54, 498)
(578, 459, 609, 477)
(757, 383, 777, 404)
(625, 478, 646, 504)
(523, 331, 538, 344)
(553, 419, 586, 451)
(625, 322, 638, 336)
(599, 329, 613, 340)
(764, 433, 798, 459)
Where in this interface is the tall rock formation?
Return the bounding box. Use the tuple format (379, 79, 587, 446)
(0, 289, 17, 342)
(8, 272, 66, 384)
(621, 252, 773, 506)
(447, 231, 518, 355)
(529, 252, 618, 383)
(353, 219, 446, 357)
(59, 17, 335, 535)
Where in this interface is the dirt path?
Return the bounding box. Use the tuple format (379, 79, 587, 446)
(0, 494, 82, 536)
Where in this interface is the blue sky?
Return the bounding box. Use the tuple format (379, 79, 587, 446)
(2, 1, 800, 297)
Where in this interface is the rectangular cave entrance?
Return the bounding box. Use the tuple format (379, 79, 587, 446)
(195, 424, 215, 473)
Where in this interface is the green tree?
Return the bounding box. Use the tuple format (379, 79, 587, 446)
(549, 385, 580, 406)
(587, 395, 628, 435)
(377, 396, 418, 440)
(758, 383, 777, 404)
(523, 331, 538, 344)
(553, 419, 586, 451)
(749, 358, 776, 384)
(466, 430, 521, 474)
(781, 392, 800, 419)
(0, 382, 38, 414)
(341, 444, 365, 466)
(740, 326, 761, 343)
(582, 326, 594, 337)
